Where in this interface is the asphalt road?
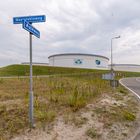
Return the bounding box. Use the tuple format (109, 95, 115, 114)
(120, 77, 140, 140)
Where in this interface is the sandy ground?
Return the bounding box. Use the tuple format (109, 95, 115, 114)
(12, 93, 140, 140)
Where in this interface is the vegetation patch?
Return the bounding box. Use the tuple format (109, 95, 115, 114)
(64, 113, 88, 127)
(0, 64, 140, 77)
(0, 65, 139, 139)
(86, 127, 101, 139)
(0, 75, 113, 139)
(122, 111, 136, 121)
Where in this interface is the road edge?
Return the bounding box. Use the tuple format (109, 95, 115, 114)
(119, 78, 140, 100)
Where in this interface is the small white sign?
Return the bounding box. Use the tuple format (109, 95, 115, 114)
(102, 73, 114, 80)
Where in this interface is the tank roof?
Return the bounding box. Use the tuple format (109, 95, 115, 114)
(48, 53, 109, 60)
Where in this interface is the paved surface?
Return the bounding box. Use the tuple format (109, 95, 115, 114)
(120, 77, 140, 140)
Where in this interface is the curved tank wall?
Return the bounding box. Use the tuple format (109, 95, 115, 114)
(48, 53, 109, 70)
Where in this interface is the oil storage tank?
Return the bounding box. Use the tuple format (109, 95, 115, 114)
(48, 53, 109, 70)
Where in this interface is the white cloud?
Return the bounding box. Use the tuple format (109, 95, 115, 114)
(0, 0, 140, 66)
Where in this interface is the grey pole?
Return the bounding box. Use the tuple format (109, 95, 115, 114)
(111, 38, 113, 77)
(111, 38, 115, 89)
(29, 32, 34, 128)
(110, 36, 120, 87)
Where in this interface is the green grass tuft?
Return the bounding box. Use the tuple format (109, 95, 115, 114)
(123, 111, 136, 121)
(86, 127, 101, 138)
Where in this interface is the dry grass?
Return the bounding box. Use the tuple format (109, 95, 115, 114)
(0, 74, 112, 139)
(0, 74, 138, 140)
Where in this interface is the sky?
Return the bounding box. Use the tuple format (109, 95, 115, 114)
(0, 0, 140, 66)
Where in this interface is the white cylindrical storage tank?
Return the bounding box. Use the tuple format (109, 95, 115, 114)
(48, 53, 109, 70)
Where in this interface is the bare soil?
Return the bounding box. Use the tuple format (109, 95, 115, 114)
(12, 92, 140, 140)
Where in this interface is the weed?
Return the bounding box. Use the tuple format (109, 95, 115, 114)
(68, 87, 86, 111)
(0, 105, 6, 114)
(35, 109, 56, 130)
(122, 132, 127, 136)
(113, 93, 124, 101)
(118, 86, 128, 95)
(73, 117, 88, 127)
(123, 111, 136, 121)
(93, 107, 106, 114)
(64, 114, 88, 127)
(0, 79, 4, 84)
(86, 127, 101, 138)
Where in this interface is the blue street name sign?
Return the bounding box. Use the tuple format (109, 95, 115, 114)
(13, 15, 46, 24)
(23, 21, 40, 38)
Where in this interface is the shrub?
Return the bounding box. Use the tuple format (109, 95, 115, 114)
(123, 111, 136, 121)
(68, 87, 86, 111)
(86, 127, 101, 138)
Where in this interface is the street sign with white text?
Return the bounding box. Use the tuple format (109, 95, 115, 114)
(22, 21, 40, 38)
(13, 15, 46, 24)
(13, 14, 46, 128)
(102, 73, 114, 80)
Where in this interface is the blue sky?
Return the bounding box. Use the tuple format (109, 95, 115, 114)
(0, 0, 140, 66)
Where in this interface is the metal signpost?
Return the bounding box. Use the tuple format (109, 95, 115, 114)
(13, 15, 46, 128)
(110, 36, 120, 88)
(110, 80, 119, 87)
(102, 73, 119, 87)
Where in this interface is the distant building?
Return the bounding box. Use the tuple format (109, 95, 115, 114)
(21, 62, 49, 66)
(109, 64, 140, 72)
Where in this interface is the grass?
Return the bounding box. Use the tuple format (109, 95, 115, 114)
(64, 113, 88, 127)
(93, 97, 137, 129)
(0, 64, 139, 139)
(0, 75, 137, 139)
(123, 111, 136, 121)
(86, 127, 101, 139)
(0, 74, 112, 139)
(117, 86, 128, 95)
(0, 64, 108, 77)
(0, 64, 140, 77)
